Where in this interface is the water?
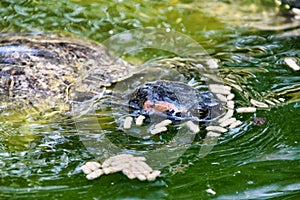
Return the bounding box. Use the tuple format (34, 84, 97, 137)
(0, 0, 299, 199)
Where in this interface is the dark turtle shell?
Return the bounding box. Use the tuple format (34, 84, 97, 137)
(0, 33, 129, 114)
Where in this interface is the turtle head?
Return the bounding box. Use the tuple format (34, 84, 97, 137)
(128, 80, 224, 122)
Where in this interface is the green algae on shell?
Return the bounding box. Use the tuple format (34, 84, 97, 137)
(0, 32, 130, 118)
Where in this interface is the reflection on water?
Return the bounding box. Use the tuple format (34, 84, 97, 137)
(0, 0, 300, 199)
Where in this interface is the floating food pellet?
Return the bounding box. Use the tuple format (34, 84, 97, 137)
(224, 77, 237, 83)
(131, 162, 149, 174)
(134, 172, 148, 181)
(135, 115, 146, 126)
(216, 94, 227, 102)
(284, 57, 300, 71)
(219, 117, 236, 127)
(227, 101, 235, 110)
(206, 126, 227, 133)
(227, 93, 235, 101)
(250, 99, 269, 108)
(86, 169, 103, 180)
(236, 107, 257, 113)
(207, 58, 218, 69)
(83, 161, 101, 172)
(264, 99, 276, 106)
(102, 154, 133, 168)
(81, 161, 103, 180)
(272, 98, 281, 104)
(111, 163, 130, 172)
(103, 167, 113, 174)
(109, 159, 129, 169)
(122, 168, 136, 179)
(209, 84, 231, 95)
(110, 157, 130, 167)
(206, 188, 216, 195)
(186, 121, 200, 133)
(293, 7, 300, 15)
(129, 164, 147, 181)
(147, 170, 161, 181)
(81, 164, 93, 174)
(124, 116, 133, 129)
(135, 160, 153, 172)
(218, 109, 234, 123)
(230, 83, 243, 92)
(124, 158, 160, 181)
(229, 120, 243, 129)
(154, 119, 172, 129)
(150, 126, 168, 135)
(206, 131, 221, 137)
(278, 98, 285, 102)
(101, 160, 112, 168)
(150, 119, 172, 135)
(136, 173, 147, 181)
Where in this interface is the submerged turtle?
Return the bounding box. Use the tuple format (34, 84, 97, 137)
(0, 32, 129, 118)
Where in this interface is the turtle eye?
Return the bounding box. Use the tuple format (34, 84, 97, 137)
(174, 111, 182, 117)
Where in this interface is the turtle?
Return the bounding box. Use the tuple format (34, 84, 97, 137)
(0, 32, 130, 119)
(0, 32, 227, 123)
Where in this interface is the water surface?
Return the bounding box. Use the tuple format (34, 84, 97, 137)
(0, 0, 299, 199)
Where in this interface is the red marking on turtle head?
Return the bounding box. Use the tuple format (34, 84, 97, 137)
(143, 100, 153, 110)
(143, 100, 184, 114)
(152, 101, 178, 113)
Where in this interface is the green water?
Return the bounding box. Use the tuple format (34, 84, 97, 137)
(0, 0, 300, 199)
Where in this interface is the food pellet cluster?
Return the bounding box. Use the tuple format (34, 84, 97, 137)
(81, 154, 161, 181)
(205, 84, 242, 137)
(205, 82, 284, 137)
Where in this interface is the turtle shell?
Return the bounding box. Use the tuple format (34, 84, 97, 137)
(0, 33, 129, 114)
